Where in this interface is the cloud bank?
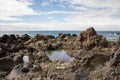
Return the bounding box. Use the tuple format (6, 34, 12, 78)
(0, 0, 38, 20)
(0, 0, 120, 31)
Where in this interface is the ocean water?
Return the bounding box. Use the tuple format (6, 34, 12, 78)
(0, 31, 119, 41)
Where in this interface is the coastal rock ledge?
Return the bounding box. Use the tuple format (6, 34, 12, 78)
(0, 27, 119, 80)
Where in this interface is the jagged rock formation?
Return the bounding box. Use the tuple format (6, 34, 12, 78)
(77, 27, 108, 50)
(0, 27, 119, 80)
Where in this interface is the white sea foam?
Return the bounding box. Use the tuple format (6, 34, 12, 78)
(23, 55, 29, 63)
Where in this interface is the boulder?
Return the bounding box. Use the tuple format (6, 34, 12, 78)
(9, 34, 17, 43)
(0, 57, 14, 71)
(21, 34, 31, 41)
(58, 33, 71, 39)
(0, 34, 18, 43)
(47, 35, 55, 39)
(0, 34, 10, 43)
(34, 34, 55, 41)
(72, 34, 77, 37)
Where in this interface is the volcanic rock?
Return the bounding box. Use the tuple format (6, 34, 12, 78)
(111, 48, 120, 67)
(58, 33, 71, 39)
(0, 57, 14, 71)
(0, 34, 10, 43)
(0, 57, 14, 77)
(79, 27, 97, 41)
(21, 34, 31, 41)
(77, 27, 108, 50)
(13, 53, 24, 65)
(34, 34, 55, 41)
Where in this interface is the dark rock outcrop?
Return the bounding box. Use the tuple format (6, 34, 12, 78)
(34, 34, 55, 41)
(0, 34, 18, 43)
(0, 34, 10, 43)
(0, 43, 25, 56)
(58, 33, 71, 39)
(0, 57, 14, 71)
(0, 57, 14, 77)
(0, 34, 28, 58)
(9, 34, 17, 43)
(77, 27, 108, 50)
(21, 34, 31, 41)
(79, 27, 97, 41)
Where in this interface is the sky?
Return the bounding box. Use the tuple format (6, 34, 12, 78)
(0, 0, 120, 31)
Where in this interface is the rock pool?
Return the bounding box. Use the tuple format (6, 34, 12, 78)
(46, 50, 73, 62)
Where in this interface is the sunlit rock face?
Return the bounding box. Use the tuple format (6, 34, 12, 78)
(77, 27, 109, 50)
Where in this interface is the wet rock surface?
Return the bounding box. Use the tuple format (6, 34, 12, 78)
(0, 57, 14, 78)
(0, 27, 120, 80)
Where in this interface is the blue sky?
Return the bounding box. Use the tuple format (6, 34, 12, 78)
(0, 0, 120, 31)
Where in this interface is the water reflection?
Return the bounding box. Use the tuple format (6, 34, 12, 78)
(46, 50, 73, 62)
(87, 54, 110, 70)
(6, 65, 22, 80)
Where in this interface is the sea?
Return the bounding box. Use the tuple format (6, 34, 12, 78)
(0, 31, 120, 41)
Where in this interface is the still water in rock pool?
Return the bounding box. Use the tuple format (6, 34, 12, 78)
(6, 65, 30, 80)
(87, 54, 110, 70)
(46, 50, 73, 62)
(6, 66, 22, 80)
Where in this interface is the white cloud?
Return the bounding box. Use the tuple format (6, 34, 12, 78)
(0, 0, 120, 31)
(48, 17, 54, 19)
(40, 10, 83, 15)
(37, 9, 120, 26)
(56, 0, 120, 9)
(41, 2, 49, 7)
(48, 0, 120, 28)
(72, 6, 88, 11)
(68, 0, 105, 8)
(0, 22, 120, 31)
(50, 0, 120, 13)
(0, 0, 38, 21)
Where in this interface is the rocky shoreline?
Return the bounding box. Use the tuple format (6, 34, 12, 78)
(0, 27, 120, 80)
